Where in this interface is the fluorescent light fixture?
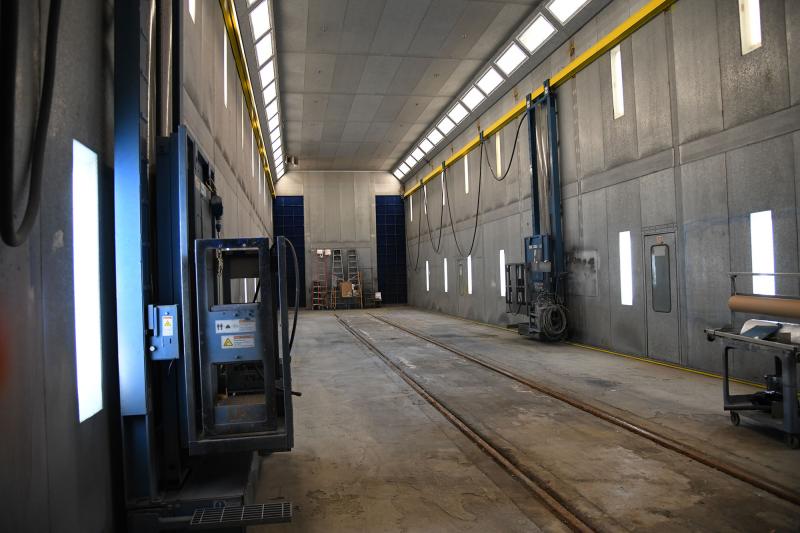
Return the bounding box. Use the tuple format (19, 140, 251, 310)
(467, 255, 473, 294)
(266, 99, 278, 118)
(739, 0, 762, 55)
(250, 0, 271, 41)
(410, 195, 413, 221)
(495, 134, 502, 172)
(263, 82, 277, 106)
(259, 59, 274, 87)
(72, 140, 103, 423)
(276, 164, 285, 177)
(411, 147, 424, 161)
(274, 146, 283, 162)
(461, 86, 485, 111)
(399, 162, 410, 174)
(268, 113, 279, 132)
(271, 137, 281, 152)
(500, 249, 506, 297)
(420, 139, 434, 154)
(423, 186, 427, 214)
(610, 44, 624, 119)
(496, 42, 527, 75)
(437, 116, 456, 135)
(425, 260, 430, 292)
(223, 37, 228, 108)
(189, 0, 196, 23)
(476, 67, 504, 96)
(750, 210, 775, 295)
(427, 129, 444, 146)
(255, 33, 273, 66)
(270, 126, 280, 143)
(404, 155, 417, 168)
(393, 169, 404, 179)
(447, 102, 469, 125)
(441, 171, 446, 206)
(444, 258, 448, 292)
(464, 155, 469, 194)
(518, 14, 556, 54)
(546, 0, 590, 25)
(619, 230, 633, 305)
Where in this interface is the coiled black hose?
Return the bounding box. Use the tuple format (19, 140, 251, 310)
(1, 0, 62, 247)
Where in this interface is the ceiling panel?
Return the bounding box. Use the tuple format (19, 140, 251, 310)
(274, 0, 543, 171)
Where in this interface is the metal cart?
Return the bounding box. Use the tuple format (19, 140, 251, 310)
(705, 272, 800, 448)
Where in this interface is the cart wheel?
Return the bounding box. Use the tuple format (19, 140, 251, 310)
(786, 435, 800, 450)
(729, 412, 740, 426)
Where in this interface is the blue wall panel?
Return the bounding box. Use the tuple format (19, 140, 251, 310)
(273, 196, 306, 307)
(376, 196, 407, 304)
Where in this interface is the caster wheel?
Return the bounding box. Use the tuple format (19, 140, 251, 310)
(729, 412, 740, 426)
(785, 435, 800, 449)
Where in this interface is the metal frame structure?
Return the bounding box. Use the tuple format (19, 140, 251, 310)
(705, 273, 800, 448)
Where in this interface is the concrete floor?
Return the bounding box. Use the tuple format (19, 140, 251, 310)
(254, 308, 800, 532)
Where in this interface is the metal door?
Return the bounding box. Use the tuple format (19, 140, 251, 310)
(643, 233, 680, 364)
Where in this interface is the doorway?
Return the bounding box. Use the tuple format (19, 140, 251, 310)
(643, 232, 680, 364)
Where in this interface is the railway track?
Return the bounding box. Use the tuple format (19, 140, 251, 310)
(335, 312, 800, 532)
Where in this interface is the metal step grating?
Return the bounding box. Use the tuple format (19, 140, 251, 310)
(189, 502, 292, 529)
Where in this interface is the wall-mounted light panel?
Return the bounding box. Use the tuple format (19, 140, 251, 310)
(72, 140, 103, 423)
(547, 0, 591, 25)
(426, 260, 430, 292)
(610, 44, 624, 119)
(738, 0, 762, 55)
(499, 249, 506, 297)
(393, 0, 600, 182)
(619, 230, 633, 306)
(750, 210, 775, 295)
(241, 0, 285, 180)
(467, 255, 473, 295)
(444, 258, 449, 292)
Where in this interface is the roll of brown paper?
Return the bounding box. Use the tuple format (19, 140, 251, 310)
(728, 295, 800, 319)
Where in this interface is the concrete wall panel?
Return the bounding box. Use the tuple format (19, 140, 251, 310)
(672, 0, 723, 144)
(716, 0, 790, 129)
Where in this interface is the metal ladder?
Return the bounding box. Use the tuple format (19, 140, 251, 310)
(331, 249, 344, 309)
(311, 250, 328, 310)
(347, 249, 361, 299)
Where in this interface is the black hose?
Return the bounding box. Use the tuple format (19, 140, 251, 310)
(284, 237, 300, 354)
(485, 110, 528, 182)
(444, 136, 483, 259)
(252, 237, 300, 353)
(422, 178, 445, 254)
(406, 185, 423, 272)
(1, 0, 61, 247)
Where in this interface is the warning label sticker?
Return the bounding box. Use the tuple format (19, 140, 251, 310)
(215, 319, 256, 334)
(221, 334, 255, 349)
(162, 315, 174, 337)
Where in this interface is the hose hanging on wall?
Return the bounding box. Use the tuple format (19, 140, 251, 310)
(443, 135, 483, 259)
(405, 181, 424, 272)
(1, 0, 62, 247)
(422, 175, 445, 254)
(485, 110, 528, 182)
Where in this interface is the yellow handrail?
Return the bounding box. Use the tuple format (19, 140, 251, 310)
(219, 0, 276, 197)
(403, 0, 678, 198)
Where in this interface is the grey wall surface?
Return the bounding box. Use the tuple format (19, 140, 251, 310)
(181, 0, 273, 239)
(276, 171, 401, 305)
(404, 0, 800, 381)
(0, 0, 117, 531)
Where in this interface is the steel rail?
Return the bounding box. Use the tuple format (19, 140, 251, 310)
(403, 0, 678, 198)
(334, 314, 598, 533)
(368, 313, 800, 508)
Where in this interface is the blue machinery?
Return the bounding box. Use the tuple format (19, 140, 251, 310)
(114, 1, 295, 528)
(507, 83, 568, 341)
(116, 124, 296, 531)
